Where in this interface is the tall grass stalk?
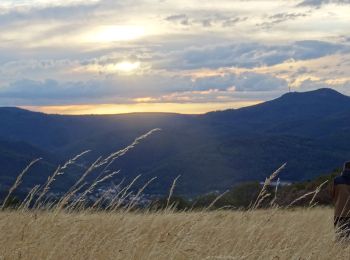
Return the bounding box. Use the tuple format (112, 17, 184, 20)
(251, 163, 286, 209)
(33, 150, 91, 209)
(166, 175, 181, 209)
(286, 180, 329, 209)
(1, 158, 41, 210)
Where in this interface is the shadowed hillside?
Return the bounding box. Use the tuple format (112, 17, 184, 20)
(1, 88, 350, 196)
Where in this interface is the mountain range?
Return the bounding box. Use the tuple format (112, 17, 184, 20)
(1, 88, 350, 197)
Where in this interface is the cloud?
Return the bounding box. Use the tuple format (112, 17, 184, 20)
(0, 0, 350, 111)
(0, 76, 194, 105)
(0, 71, 289, 106)
(162, 40, 348, 71)
(233, 72, 288, 92)
(192, 73, 287, 92)
(4, 39, 345, 85)
(257, 12, 309, 29)
(298, 0, 350, 7)
(165, 14, 190, 26)
(222, 17, 248, 27)
(0, 79, 109, 101)
(0, 2, 98, 27)
(297, 78, 350, 95)
(164, 13, 248, 28)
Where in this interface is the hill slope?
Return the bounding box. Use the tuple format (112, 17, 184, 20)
(1, 88, 350, 196)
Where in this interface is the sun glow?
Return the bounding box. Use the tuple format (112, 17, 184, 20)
(114, 61, 140, 72)
(85, 25, 146, 43)
(21, 101, 262, 115)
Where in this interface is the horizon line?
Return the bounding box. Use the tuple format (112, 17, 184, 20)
(3, 87, 347, 116)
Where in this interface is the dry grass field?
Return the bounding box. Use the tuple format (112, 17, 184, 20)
(1, 207, 349, 260)
(1, 132, 348, 259)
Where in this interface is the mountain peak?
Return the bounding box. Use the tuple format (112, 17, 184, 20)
(281, 88, 347, 100)
(271, 88, 350, 108)
(312, 88, 344, 95)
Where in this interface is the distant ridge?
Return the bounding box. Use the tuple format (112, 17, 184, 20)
(0, 107, 37, 113)
(277, 88, 350, 104)
(282, 87, 348, 98)
(1, 88, 350, 196)
(0, 88, 348, 116)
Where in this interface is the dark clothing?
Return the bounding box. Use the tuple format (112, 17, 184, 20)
(329, 169, 350, 217)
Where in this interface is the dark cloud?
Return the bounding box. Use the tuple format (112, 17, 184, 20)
(0, 3, 98, 27)
(0, 72, 288, 106)
(0, 76, 193, 105)
(233, 72, 288, 92)
(164, 13, 247, 28)
(298, 0, 350, 7)
(165, 14, 190, 26)
(194, 72, 287, 92)
(0, 79, 110, 101)
(200, 19, 212, 27)
(222, 17, 248, 27)
(163, 40, 348, 70)
(258, 12, 309, 29)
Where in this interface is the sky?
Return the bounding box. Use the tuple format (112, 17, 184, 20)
(0, 0, 349, 114)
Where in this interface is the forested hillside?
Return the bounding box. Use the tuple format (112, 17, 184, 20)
(1, 88, 350, 196)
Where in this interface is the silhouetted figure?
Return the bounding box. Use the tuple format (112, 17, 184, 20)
(330, 161, 350, 240)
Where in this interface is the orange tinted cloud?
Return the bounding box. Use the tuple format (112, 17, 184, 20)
(21, 101, 262, 115)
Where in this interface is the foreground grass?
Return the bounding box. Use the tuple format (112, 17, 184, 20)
(0, 207, 348, 260)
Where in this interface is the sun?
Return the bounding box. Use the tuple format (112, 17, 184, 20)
(75, 60, 141, 74)
(85, 25, 146, 43)
(112, 61, 140, 72)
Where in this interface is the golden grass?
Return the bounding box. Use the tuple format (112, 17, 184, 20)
(0, 207, 349, 260)
(0, 130, 346, 259)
